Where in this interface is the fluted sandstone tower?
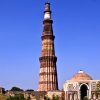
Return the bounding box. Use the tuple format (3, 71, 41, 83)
(38, 2, 58, 91)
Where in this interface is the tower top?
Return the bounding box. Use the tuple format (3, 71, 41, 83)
(44, 2, 51, 20)
(44, 2, 51, 12)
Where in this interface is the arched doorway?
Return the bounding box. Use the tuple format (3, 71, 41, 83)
(80, 84, 88, 100)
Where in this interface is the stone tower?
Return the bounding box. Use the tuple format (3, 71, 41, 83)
(38, 2, 58, 91)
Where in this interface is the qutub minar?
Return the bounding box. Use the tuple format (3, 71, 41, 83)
(0, 1, 100, 100)
(38, 2, 58, 91)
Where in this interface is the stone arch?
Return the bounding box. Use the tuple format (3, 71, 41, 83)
(79, 83, 89, 90)
(79, 83, 89, 100)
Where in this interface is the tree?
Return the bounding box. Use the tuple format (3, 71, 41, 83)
(25, 89, 34, 92)
(10, 87, 23, 92)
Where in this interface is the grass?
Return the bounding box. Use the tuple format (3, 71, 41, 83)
(0, 94, 8, 100)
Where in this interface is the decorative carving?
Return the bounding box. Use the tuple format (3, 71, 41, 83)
(38, 2, 58, 91)
(91, 82, 97, 91)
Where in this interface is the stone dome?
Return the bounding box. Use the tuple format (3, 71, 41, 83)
(70, 70, 93, 81)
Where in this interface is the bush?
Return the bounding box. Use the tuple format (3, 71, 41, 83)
(52, 95, 59, 100)
(7, 95, 26, 100)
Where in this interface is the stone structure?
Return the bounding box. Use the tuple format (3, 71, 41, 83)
(46, 91, 64, 100)
(6, 91, 64, 100)
(38, 2, 58, 91)
(63, 70, 100, 100)
(24, 91, 46, 100)
(0, 87, 5, 94)
(6, 91, 46, 100)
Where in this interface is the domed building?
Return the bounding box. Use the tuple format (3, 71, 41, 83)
(63, 70, 100, 100)
(70, 70, 92, 81)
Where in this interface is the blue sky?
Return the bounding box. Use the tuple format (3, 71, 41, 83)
(0, 0, 100, 90)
